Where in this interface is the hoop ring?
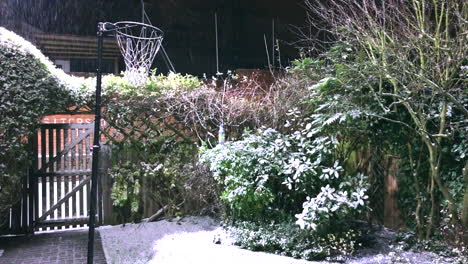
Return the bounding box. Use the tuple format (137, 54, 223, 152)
(113, 21, 164, 40)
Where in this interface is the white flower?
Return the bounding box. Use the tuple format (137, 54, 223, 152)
(295, 217, 306, 229)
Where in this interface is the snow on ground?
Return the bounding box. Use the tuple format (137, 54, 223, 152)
(98, 216, 321, 264)
(98, 216, 458, 264)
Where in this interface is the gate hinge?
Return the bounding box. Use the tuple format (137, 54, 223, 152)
(91, 145, 101, 152)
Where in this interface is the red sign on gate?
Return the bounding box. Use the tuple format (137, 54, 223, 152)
(40, 114, 107, 126)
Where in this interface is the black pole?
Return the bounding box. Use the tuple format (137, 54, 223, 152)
(87, 23, 104, 264)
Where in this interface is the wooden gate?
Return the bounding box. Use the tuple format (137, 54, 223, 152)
(30, 123, 100, 231)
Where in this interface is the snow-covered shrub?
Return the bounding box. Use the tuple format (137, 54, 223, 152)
(200, 129, 285, 220)
(0, 27, 92, 99)
(201, 129, 368, 228)
(295, 182, 368, 230)
(229, 221, 362, 261)
(201, 75, 370, 230)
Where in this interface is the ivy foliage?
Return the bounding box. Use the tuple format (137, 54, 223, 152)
(108, 132, 198, 223)
(110, 161, 143, 223)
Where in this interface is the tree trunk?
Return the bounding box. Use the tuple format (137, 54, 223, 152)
(425, 141, 459, 226)
(408, 143, 424, 240)
(426, 177, 436, 239)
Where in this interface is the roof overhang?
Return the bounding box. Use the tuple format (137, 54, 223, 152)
(34, 33, 121, 60)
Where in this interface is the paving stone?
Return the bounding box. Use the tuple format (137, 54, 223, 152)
(0, 229, 107, 264)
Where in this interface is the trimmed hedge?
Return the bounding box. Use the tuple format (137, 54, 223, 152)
(0, 32, 77, 229)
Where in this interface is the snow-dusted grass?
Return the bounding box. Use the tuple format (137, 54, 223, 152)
(98, 216, 319, 264)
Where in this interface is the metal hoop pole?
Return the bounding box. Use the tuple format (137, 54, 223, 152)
(87, 22, 104, 264)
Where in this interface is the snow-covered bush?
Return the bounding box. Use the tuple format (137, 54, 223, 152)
(201, 75, 370, 230)
(200, 129, 285, 220)
(229, 221, 361, 260)
(201, 130, 368, 229)
(295, 182, 368, 230)
(0, 27, 92, 99)
(0, 28, 83, 229)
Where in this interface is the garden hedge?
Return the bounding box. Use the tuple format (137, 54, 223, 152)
(0, 28, 78, 229)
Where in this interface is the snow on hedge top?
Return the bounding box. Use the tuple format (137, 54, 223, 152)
(0, 27, 87, 95)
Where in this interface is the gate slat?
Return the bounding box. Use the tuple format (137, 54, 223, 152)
(36, 171, 93, 177)
(37, 216, 89, 227)
(48, 128, 55, 229)
(56, 129, 62, 227)
(63, 128, 70, 228)
(41, 128, 47, 230)
(71, 128, 77, 226)
(86, 134, 92, 221)
(35, 124, 93, 174)
(30, 133, 38, 232)
(79, 130, 85, 226)
(37, 176, 91, 222)
(85, 131, 90, 169)
(85, 132, 90, 224)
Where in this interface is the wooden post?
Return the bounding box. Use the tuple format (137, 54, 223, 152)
(99, 144, 113, 225)
(114, 57, 119, 75)
(33, 131, 39, 232)
(384, 156, 404, 230)
(142, 172, 156, 219)
(11, 198, 22, 233)
(29, 133, 37, 233)
(21, 168, 28, 233)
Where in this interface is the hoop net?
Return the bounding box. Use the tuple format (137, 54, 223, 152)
(114, 22, 163, 87)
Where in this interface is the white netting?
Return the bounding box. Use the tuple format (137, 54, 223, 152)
(114, 22, 163, 87)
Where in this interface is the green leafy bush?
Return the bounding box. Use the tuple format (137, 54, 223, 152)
(102, 71, 202, 97)
(108, 129, 210, 223)
(147, 71, 202, 93)
(110, 162, 143, 223)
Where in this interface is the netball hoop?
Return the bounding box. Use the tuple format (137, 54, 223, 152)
(88, 21, 163, 264)
(114, 21, 164, 87)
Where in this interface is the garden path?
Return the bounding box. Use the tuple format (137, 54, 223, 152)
(0, 229, 106, 264)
